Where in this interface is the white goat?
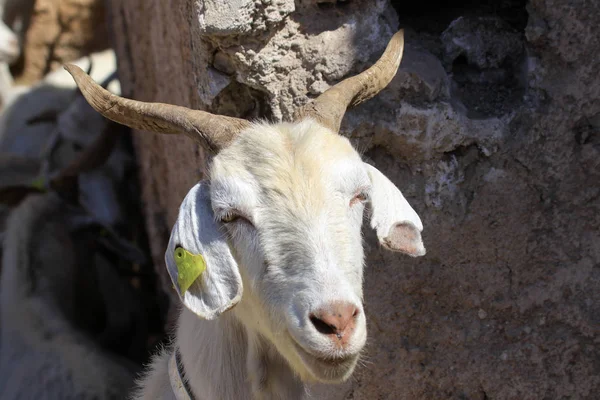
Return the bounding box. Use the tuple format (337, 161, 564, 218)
(0, 193, 137, 399)
(0, 49, 126, 226)
(67, 30, 425, 400)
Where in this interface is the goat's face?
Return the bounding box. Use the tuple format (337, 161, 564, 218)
(64, 29, 424, 385)
(165, 120, 425, 383)
(212, 121, 369, 382)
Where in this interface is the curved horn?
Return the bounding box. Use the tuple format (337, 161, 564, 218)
(294, 30, 405, 133)
(63, 64, 251, 152)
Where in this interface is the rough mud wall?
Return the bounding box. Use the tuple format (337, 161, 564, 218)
(13, 0, 110, 84)
(108, 0, 599, 398)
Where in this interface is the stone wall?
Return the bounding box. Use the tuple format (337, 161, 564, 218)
(107, 0, 600, 398)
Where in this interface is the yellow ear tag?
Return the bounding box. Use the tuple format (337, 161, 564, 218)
(174, 247, 206, 295)
(30, 177, 46, 191)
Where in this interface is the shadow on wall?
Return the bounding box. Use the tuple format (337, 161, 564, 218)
(392, 0, 529, 119)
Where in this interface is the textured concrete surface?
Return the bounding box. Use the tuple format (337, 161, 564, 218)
(108, 0, 600, 398)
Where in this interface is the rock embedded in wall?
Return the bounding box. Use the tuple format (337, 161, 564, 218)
(192, 0, 397, 121)
(108, 0, 600, 398)
(197, 0, 295, 35)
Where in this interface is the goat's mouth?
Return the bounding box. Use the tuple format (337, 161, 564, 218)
(290, 340, 359, 383)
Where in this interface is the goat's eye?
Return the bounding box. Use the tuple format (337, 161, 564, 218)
(350, 191, 368, 206)
(219, 210, 254, 226)
(220, 212, 240, 223)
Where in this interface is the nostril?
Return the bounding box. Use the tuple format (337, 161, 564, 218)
(309, 301, 360, 342)
(310, 314, 338, 335)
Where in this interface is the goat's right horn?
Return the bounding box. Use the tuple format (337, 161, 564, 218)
(64, 64, 251, 152)
(294, 30, 405, 133)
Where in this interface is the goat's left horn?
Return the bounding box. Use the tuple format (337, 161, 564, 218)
(64, 64, 251, 153)
(294, 29, 405, 133)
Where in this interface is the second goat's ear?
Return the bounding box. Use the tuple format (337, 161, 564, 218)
(165, 182, 242, 319)
(364, 163, 426, 257)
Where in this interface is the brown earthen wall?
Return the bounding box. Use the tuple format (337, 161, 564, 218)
(107, 1, 600, 398)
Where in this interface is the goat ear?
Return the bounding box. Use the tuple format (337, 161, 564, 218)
(364, 163, 426, 257)
(165, 182, 242, 320)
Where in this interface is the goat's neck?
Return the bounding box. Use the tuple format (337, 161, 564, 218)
(176, 307, 306, 400)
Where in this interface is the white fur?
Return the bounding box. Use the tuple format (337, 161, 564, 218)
(134, 119, 426, 399)
(365, 163, 426, 256)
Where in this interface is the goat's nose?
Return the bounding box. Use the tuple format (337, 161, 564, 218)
(309, 301, 359, 348)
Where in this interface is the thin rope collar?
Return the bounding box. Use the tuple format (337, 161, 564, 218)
(168, 348, 196, 400)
